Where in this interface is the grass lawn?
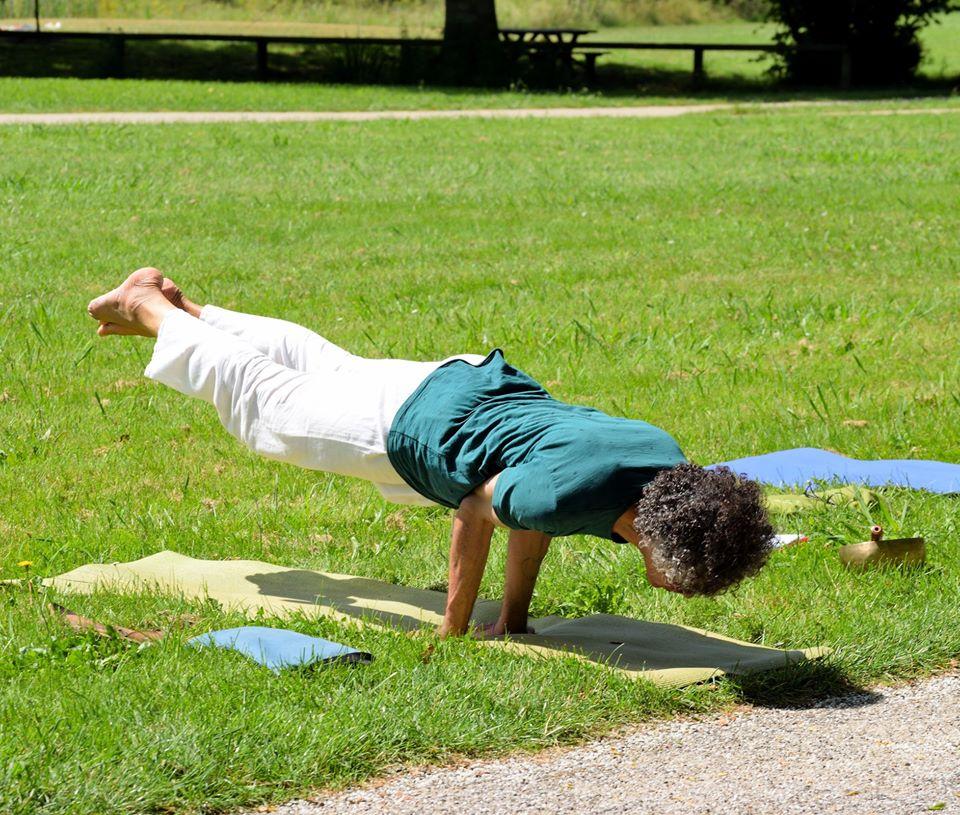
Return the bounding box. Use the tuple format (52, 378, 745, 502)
(2, 106, 960, 814)
(0, 76, 718, 113)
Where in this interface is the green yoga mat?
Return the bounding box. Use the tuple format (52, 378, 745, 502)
(44, 551, 827, 687)
(764, 485, 876, 515)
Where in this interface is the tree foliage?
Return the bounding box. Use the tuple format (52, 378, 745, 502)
(767, 0, 956, 84)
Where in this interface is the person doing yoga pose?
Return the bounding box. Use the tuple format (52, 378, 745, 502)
(88, 269, 774, 637)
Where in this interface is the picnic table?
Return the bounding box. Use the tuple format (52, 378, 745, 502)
(498, 27, 598, 80)
(498, 27, 594, 46)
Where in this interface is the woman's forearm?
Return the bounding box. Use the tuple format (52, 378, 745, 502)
(498, 529, 551, 633)
(439, 496, 495, 637)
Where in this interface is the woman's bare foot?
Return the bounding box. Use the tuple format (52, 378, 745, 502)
(161, 277, 203, 318)
(87, 268, 177, 337)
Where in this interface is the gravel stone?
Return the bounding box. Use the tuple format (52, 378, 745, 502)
(268, 672, 959, 815)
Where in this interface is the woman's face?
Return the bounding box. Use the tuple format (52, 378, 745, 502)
(635, 541, 693, 596)
(613, 508, 693, 596)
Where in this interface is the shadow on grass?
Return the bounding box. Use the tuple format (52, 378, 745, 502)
(726, 659, 882, 710)
(596, 62, 959, 102)
(246, 568, 450, 632)
(0, 35, 957, 102)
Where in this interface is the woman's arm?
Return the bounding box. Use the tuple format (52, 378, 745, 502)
(437, 491, 497, 637)
(441, 474, 551, 637)
(495, 529, 551, 634)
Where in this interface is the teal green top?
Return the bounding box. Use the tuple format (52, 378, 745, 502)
(386, 350, 686, 541)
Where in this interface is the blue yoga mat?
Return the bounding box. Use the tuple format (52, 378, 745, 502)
(710, 447, 960, 493)
(188, 626, 373, 672)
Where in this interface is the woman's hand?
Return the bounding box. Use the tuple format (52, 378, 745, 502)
(471, 621, 536, 639)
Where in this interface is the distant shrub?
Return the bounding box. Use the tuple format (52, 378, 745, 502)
(765, 0, 956, 85)
(722, 0, 768, 20)
(496, 0, 736, 28)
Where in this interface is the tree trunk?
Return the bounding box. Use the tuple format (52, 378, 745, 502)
(444, 0, 499, 43)
(441, 0, 503, 83)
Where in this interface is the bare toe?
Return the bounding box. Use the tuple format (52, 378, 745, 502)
(87, 289, 117, 321)
(97, 322, 139, 337)
(161, 276, 203, 317)
(161, 277, 186, 309)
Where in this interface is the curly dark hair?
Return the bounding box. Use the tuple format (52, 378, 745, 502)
(633, 463, 774, 596)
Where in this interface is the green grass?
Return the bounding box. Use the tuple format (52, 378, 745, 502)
(0, 16, 439, 35)
(0, 76, 718, 113)
(2, 106, 960, 814)
(2, 0, 734, 30)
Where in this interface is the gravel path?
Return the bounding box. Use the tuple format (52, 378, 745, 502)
(272, 672, 959, 815)
(1, 101, 958, 126)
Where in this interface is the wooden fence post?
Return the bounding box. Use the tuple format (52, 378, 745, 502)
(692, 46, 705, 83)
(839, 46, 852, 89)
(256, 39, 268, 80)
(107, 35, 125, 77)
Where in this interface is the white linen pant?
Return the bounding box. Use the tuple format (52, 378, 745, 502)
(144, 306, 483, 506)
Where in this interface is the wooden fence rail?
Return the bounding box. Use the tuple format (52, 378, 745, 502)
(0, 30, 851, 87)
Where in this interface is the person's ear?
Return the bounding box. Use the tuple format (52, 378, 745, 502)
(613, 507, 640, 544)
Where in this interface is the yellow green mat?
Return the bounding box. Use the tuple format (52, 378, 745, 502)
(764, 485, 876, 515)
(44, 551, 827, 687)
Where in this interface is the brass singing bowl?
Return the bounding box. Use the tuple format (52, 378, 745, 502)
(839, 525, 926, 570)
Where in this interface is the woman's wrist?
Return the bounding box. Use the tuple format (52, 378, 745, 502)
(496, 610, 530, 634)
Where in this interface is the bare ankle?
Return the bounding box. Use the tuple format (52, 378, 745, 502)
(181, 297, 203, 319)
(137, 298, 177, 337)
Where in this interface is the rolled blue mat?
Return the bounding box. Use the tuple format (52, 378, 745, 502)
(188, 626, 373, 672)
(710, 447, 960, 493)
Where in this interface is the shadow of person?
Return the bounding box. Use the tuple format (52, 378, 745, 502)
(511, 614, 827, 682)
(725, 660, 882, 710)
(246, 571, 832, 687)
(246, 569, 501, 631)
